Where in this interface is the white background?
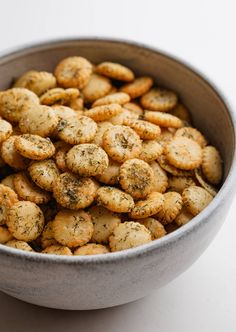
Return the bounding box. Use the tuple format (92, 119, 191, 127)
(0, 0, 236, 331)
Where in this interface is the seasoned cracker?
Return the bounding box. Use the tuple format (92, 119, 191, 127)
(28, 159, 60, 191)
(155, 192, 183, 225)
(55, 56, 92, 89)
(0, 119, 12, 143)
(95, 158, 120, 185)
(139, 140, 163, 162)
(165, 136, 202, 170)
(120, 76, 153, 99)
(157, 154, 192, 177)
(96, 186, 134, 213)
(119, 158, 154, 199)
(40, 220, 58, 249)
(1, 174, 16, 191)
(40, 87, 79, 106)
(6, 240, 34, 252)
(1, 136, 30, 170)
(109, 108, 138, 125)
(102, 125, 142, 162)
(129, 192, 164, 219)
(66, 144, 109, 177)
(109, 221, 152, 252)
(14, 70, 57, 96)
(6, 201, 44, 241)
(84, 103, 123, 122)
(202, 146, 222, 185)
(175, 127, 207, 148)
(158, 128, 174, 146)
(0, 184, 18, 225)
(137, 218, 166, 240)
(92, 92, 130, 107)
(144, 111, 183, 128)
(14, 172, 51, 204)
(123, 118, 161, 140)
(149, 161, 168, 193)
(53, 172, 97, 209)
(52, 105, 76, 119)
(92, 121, 113, 146)
(168, 175, 196, 193)
(19, 105, 58, 137)
(89, 205, 121, 244)
(82, 73, 112, 103)
(123, 102, 143, 116)
(194, 168, 217, 197)
(74, 243, 109, 255)
(69, 97, 84, 111)
(57, 115, 97, 144)
(169, 103, 191, 123)
(182, 185, 213, 216)
(52, 210, 93, 247)
(175, 207, 193, 226)
(96, 62, 134, 82)
(42, 244, 72, 255)
(54, 141, 71, 172)
(15, 134, 55, 160)
(0, 88, 39, 123)
(141, 88, 177, 112)
(0, 226, 14, 244)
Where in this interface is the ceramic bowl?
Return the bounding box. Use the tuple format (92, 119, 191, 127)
(0, 38, 235, 310)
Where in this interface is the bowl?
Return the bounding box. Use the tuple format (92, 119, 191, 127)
(0, 38, 235, 310)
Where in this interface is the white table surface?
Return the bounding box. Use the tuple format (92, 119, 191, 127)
(0, 1, 236, 331)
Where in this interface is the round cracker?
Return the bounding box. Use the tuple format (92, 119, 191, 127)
(141, 88, 177, 112)
(102, 125, 142, 163)
(0, 119, 12, 143)
(42, 244, 72, 255)
(139, 140, 163, 162)
(96, 62, 134, 82)
(0, 88, 39, 123)
(14, 134, 55, 160)
(109, 221, 152, 252)
(53, 172, 97, 210)
(182, 185, 213, 216)
(144, 111, 183, 128)
(155, 192, 183, 225)
(92, 92, 130, 107)
(129, 192, 164, 219)
(84, 103, 123, 122)
(66, 144, 109, 177)
(57, 115, 97, 144)
(89, 205, 121, 244)
(6, 240, 34, 252)
(119, 158, 154, 199)
(28, 159, 60, 191)
(52, 210, 93, 247)
(123, 118, 161, 140)
(55, 56, 92, 89)
(165, 136, 202, 170)
(202, 146, 222, 185)
(120, 76, 153, 99)
(6, 201, 44, 241)
(0, 184, 19, 225)
(14, 70, 56, 96)
(1, 135, 29, 170)
(74, 243, 109, 255)
(82, 73, 112, 103)
(149, 161, 168, 193)
(137, 218, 166, 240)
(14, 172, 51, 204)
(19, 105, 58, 137)
(96, 186, 134, 213)
(175, 127, 207, 148)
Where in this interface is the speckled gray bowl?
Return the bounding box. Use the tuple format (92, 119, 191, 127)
(0, 38, 235, 310)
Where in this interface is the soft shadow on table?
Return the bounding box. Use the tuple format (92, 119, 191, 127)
(0, 290, 161, 332)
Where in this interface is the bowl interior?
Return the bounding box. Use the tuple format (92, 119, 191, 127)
(0, 39, 234, 180)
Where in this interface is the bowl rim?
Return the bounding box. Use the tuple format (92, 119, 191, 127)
(0, 36, 235, 264)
